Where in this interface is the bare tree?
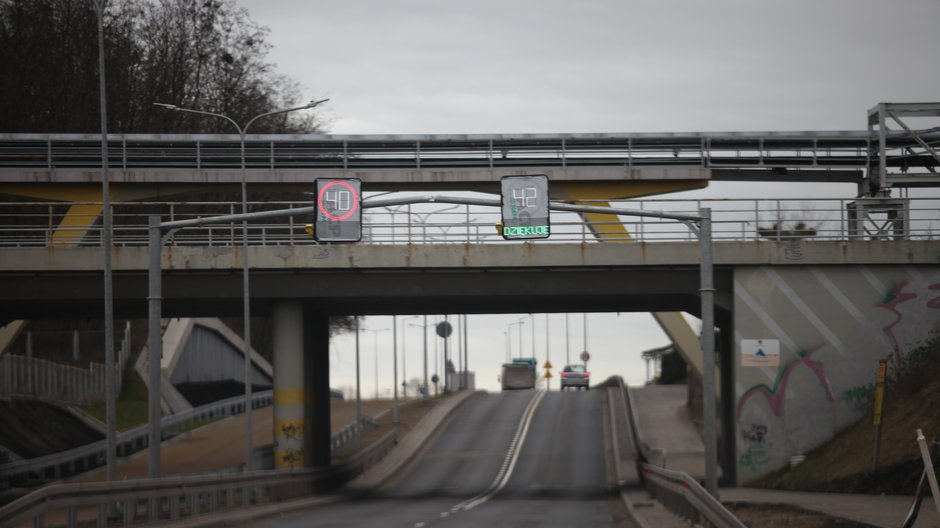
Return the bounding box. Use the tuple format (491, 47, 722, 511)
(0, 0, 324, 133)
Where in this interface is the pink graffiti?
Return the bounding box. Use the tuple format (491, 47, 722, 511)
(875, 280, 918, 368)
(737, 344, 834, 420)
(927, 283, 940, 310)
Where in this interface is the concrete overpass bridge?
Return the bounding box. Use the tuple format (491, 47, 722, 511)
(1, 195, 938, 487)
(1, 101, 938, 491)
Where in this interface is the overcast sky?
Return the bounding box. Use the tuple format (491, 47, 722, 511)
(236, 0, 940, 393)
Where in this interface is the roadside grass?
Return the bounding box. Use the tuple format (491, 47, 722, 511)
(753, 336, 940, 495)
(84, 362, 149, 431)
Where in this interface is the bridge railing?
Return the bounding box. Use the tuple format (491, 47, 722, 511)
(599, 375, 747, 528)
(0, 196, 936, 247)
(0, 132, 889, 172)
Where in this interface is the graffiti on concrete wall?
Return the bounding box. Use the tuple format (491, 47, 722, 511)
(735, 266, 940, 482)
(736, 343, 832, 420)
(842, 382, 876, 413)
(739, 423, 770, 470)
(876, 280, 919, 369)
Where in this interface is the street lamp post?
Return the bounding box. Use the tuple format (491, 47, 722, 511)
(91, 0, 117, 483)
(508, 319, 525, 360)
(409, 319, 431, 402)
(154, 98, 328, 472)
(362, 327, 389, 400)
(401, 316, 419, 397)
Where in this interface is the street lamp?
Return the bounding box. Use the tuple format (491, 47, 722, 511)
(362, 327, 389, 400)
(409, 318, 431, 401)
(91, 0, 117, 482)
(401, 315, 420, 397)
(508, 318, 525, 360)
(154, 98, 328, 471)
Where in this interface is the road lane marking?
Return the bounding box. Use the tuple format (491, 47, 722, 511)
(450, 389, 546, 513)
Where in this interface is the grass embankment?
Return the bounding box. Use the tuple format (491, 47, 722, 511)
(84, 363, 149, 431)
(754, 337, 940, 494)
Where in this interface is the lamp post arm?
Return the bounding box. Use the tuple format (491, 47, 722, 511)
(152, 104, 243, 134)
(244, 98, 329, 133)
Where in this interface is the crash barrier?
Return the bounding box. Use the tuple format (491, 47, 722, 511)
(600, 376, 746, 528)
(0, 390, 272, 490)
(0, 431, 396, 528)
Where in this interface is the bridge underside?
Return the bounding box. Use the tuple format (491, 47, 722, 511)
(0, 266, 733, 322)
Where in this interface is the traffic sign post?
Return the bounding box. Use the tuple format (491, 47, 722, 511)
(500, 175, 550, 240)
(314, 178, 362, 242)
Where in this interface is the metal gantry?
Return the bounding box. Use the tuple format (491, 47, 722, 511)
(145, 193, 722, 495)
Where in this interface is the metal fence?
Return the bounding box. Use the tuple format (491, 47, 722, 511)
(0, 196, 936, 248)
(0, 326, 132, 406)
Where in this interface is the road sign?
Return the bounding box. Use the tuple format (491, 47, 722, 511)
(580, 351, 590, 362)
(741, 339, 780, 367)
(314, 178, 361, 242)
(500, 175, 550, 240)
(544, 370, 553, 379)
(436, 321, 453, 338)
(544, 360, 553, 369)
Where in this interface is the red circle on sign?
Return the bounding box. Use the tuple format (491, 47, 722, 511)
(317, 181, 359, 221)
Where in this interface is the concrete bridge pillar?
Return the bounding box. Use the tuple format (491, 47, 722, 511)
(273, 301, 305, 469)
(272, 302, 331, 469)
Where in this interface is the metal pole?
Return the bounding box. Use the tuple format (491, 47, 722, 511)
(530, 314, 535, 358)
(93, 0, 116, 483)
(147, 217, 162, 477)
(373, 330, 379, 400)
(393, 316, 399, 424)
(443, 315, 449, 393)
(565, 313, 570, 365)
(518, 320, 523, 360)
(583, 313, 588, 366)
(916, 429, 940, 525)
(239, 128, 256, 471)
(463, 314, 469, 390)
(545, 313, 550, 391)
(153, 99, 328, 472)
(355, 316, 361, 450)
(423, 315, 429, 402)
(699, 207, 719, 497)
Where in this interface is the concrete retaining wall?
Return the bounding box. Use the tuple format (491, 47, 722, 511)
(734, 264, 940, 482)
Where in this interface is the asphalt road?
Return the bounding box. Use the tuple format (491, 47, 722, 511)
(249, 390, 623, 528)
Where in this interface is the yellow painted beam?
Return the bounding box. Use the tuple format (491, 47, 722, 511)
(554, 180, 709, 383)
(555, 180, 708, 241)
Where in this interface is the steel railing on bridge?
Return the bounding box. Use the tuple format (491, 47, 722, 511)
(0, 132, 890, 174)
(0, 196, 935, 247)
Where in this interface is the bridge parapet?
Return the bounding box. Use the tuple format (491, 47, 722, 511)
(0, 197, 935, 248)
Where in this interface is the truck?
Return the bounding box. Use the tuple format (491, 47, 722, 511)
(500, 357, 538, 390)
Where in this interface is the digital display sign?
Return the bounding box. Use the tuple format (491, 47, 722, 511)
(314, 178, 362, 242)
(500, 174, 550, 240)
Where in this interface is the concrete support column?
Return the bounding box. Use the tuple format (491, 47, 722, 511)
(272, 302, 306, 469)
(303, 307, 331, 468)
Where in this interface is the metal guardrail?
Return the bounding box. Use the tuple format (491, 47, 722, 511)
(0, 391, 273, 490)
(0, 196, 935, 247)
(0, 431, 397, 528)
(0, 389, 380, 492)
(639, 464, 746, 528)
(601, 376, 746, 528)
